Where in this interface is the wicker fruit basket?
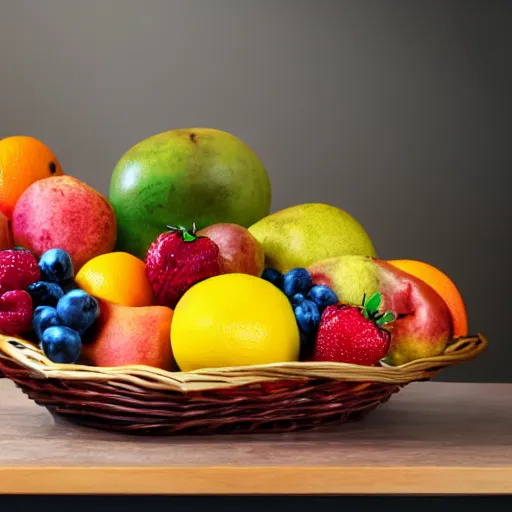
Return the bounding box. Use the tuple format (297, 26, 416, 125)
(0, 332, 487, 435)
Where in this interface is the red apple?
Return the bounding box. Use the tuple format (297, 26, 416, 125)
(197, 223, 265, 276)
(308, 255, 454, 365)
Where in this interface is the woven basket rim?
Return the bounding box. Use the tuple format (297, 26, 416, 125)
(0, 333, 487, 392)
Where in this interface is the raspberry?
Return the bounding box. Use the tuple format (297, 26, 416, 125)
(0, 249, 40, 294)
(0, 290, 33, 336)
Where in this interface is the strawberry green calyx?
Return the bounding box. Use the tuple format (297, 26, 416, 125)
(166, 222, 199, 243)
(361, 292, 396, 326)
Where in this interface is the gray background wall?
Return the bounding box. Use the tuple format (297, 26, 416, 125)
(1, 0, 510, 382)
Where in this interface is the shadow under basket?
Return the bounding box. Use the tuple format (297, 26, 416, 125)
(0, 333, 487, 436)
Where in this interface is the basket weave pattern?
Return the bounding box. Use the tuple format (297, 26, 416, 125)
(0, 334, 487, 435)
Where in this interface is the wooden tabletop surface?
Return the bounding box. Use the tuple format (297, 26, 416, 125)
(1, 378, 511, 495)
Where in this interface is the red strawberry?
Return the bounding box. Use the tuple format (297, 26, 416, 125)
(0, 290, 33, 336)
(0, 248, 40, 294)
(312, 292, 395, 366)
(145, 223, 226, 309)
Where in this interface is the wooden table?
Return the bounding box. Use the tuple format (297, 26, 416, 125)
(1, 379, 511, 495)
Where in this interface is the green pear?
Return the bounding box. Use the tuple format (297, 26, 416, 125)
(248, 203, 377, 273)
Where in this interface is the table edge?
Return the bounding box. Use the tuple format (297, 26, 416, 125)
(1, 466, 511, 495)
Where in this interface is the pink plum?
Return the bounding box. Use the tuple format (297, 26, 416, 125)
(197, 223, 265, 277)
(12, 176, 117, 271)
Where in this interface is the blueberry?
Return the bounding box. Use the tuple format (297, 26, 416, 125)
(56, 289, 100, 335)
(61, 278, 79, 294)
(294, 299, 321, 334)
(38, 249, 74, 283)
(40, 325, 82, 364)
(26, 281, 64, 308)
(283, 268, 312, 297)
(291, 293, 305, 307)
(261, 268, 283, 289)
(32, 306, 61, 341)
(307, 285, 339, 311)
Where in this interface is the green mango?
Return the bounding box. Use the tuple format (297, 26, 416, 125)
(248, 203, 377, 273)
(109, 128, 271, 260)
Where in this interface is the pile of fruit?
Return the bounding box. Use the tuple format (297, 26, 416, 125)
(0, 131, 468, 372)
(0, 247, 100, 363)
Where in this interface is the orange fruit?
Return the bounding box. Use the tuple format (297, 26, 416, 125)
(0, 135, 64, 218)
(75, 252, 155, 307)
(388, 259, 468, 337)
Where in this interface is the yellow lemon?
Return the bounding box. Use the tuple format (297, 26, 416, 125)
(75, 252, 155, 307)
(170, 273, 300, 371)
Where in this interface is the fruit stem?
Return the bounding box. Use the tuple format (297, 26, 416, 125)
(166, 223, 198, 242)
(361, 292, 396, 326)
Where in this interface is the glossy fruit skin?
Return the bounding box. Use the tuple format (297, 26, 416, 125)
(109, 128, 272, 260)
(291, 293, 305, 307)
(196, 223, 265, 277)
(32, 305, 61, 341)
(0, 136, 64, 219)
(0, 290, 33, 336)
(40, 325, 82, 364)
(38, 248, 74, 283)
(26, 281, 64, 308)
(261, 268, 283, 289)
(283, 268, 312, 297)
(145, 228, 226, 309)
(56, 289, 100, 335)
(170, 273, 300, 371)
(388, 259, 468, 337)
(75, 251, 154, 307)
(312, 304, 391, 366)
(79, 299, 175, 370)
(307, 285, 339, 311)
(294, 299, 321, 334)
(12, 175, 117, 272)
(0, 248, 40, 294)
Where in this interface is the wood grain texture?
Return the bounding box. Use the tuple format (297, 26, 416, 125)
(1, 379, 511, 495)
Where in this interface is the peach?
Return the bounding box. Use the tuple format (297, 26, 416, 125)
(80, 299, 174, 370)
(11, 176, 116, 271)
